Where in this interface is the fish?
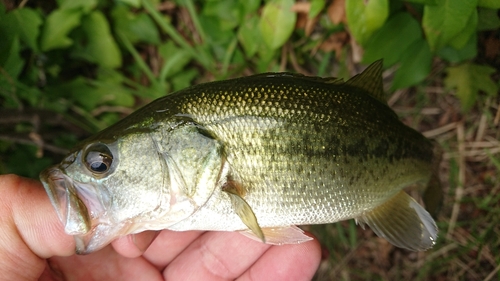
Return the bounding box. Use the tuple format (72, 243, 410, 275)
(40, 60, 439, 254)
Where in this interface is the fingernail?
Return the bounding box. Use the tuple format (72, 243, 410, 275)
(132, 231, 160, 252)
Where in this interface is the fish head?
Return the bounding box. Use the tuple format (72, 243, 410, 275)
(40, 133, 179, 254)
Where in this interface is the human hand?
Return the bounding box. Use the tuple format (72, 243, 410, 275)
(0, 175, 321, 281)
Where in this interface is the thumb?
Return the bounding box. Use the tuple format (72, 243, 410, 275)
(0, 174, 75, 280)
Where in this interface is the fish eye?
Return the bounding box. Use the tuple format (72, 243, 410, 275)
(84, 143, 113, 174)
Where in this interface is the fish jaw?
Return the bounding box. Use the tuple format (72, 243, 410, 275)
(40, 166, 121, 254)
(40, 167, 92, 235)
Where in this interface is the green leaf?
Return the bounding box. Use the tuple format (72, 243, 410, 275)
(58, 0, 97, 13)
(422, 0, 478, 51)
(176, 0, 207, 44)
(198, 15, 229, 43)
(241, 0, 261, 15)
(90, 81, 134, 107)
(259, 0, 297, 49)
(309, 0, 326, 18)
(143, 0, 213, 70)
(198, 15, 236, 61)
(53, 133, 79, 150)
(49, 77, 102, 110)
(116, 30, 158, 88)
(112, 5, 160, 44)
(80, 11, 122, 68)
(448, 9, 477, 50)
(158, 41, 192, 80)
(391, 40, 432, 90)
(238, 14, 261, 57)
(2, 8, 43, 51)
(171, 68, 198, 92)
(437, 33, 477, 63)
(0, 78, 15, 108)
(94, 68, 133, 103)
(362, 13, 421, 67)
(364, 0, 390, 32)
(346, 0, 389, 45)
(17, 84, 43, 107)
(478, 0, 500, 8)
(1, 36, 24, 79)
(116, 0, 141, 8)
(203, 1, 243, 30)
(405, 0, 437, 4)
(444, 63, 498, 112)
(40, 8, 83, 51)
(477, 8, 500, 31)
(257, 42, 277, 72)
(5, 145, 52, 178)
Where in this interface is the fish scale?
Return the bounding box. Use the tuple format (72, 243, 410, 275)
(159, 73, 432, 229)
(40, 61, 440, 253)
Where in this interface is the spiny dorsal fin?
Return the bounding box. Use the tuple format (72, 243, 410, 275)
(223, 180, 265, 242)
(262, 73, 345, 85)
(344, 60, 386, 103)
(356, 190, 437, 251)
(306, 76, 345, 85)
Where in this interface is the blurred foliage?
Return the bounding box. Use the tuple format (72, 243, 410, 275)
(0, 0, 498, 175)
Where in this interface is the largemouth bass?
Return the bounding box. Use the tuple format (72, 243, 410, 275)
(40, 61, 439, 254)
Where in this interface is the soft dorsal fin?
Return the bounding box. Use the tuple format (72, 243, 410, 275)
(344, 60, 386, 103)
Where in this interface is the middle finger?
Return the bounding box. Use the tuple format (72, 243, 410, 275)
(163, 231, 271, 280)
(142, 230, 203, 269)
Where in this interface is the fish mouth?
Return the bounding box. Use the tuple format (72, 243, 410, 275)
(40, 167, 115, 254)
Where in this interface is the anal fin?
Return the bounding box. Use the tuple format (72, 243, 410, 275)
(356, 190, 438, 251)
(240, 225, 313, 245)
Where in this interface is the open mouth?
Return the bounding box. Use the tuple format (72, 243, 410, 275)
(41, 167, 92, 235)
(40, 167, 114, 254)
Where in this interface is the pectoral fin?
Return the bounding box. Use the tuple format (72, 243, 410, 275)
(240, 225, 313, 245)
(223, 181, 265, 243)
(356, 190, 438, 251)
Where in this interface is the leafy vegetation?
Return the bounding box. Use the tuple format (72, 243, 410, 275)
(1, 0, 499, 280)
